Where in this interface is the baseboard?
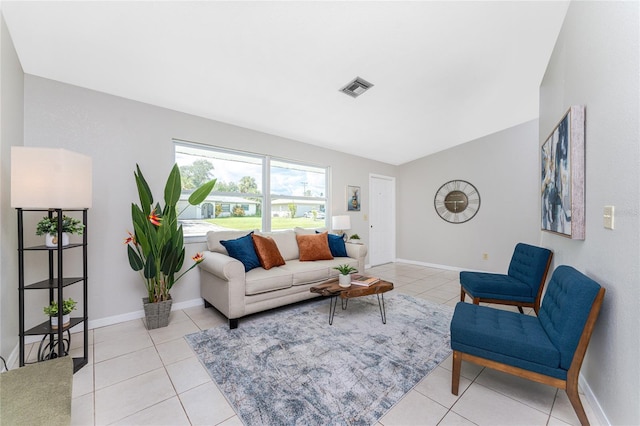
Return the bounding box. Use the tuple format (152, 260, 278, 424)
(7, 297, 205, 370)
(396, 259, 468, 272)
(87, 297, 204, 329)
(579, 372, 610, 425)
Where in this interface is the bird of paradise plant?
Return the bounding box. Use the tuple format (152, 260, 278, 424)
(126, 164, 215, 303)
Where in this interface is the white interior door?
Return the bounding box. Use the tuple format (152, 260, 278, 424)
(369, 174, 396, 266)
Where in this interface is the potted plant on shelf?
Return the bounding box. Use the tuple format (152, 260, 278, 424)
(43, 297, 77, 329)
(348, 233, 361, 244)
(36, 215, 85, 247)
(333, 264, 358, 288)
(125, 164, 215, 329)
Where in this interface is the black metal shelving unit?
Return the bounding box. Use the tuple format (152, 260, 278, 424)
(17, 208, 88, 373)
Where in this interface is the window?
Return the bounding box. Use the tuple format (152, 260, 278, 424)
(175, 141, 328, 236)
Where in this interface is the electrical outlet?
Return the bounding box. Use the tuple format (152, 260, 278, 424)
(482, 253, 489, 260)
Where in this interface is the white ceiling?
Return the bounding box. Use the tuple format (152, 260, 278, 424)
(2, 1, 569, 165)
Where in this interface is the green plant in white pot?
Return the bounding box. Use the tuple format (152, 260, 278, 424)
(36, 215, 84, 247)
(43, 297, 77, 329)
(333, 264, 358, 288)
(124, 163, 215, 329)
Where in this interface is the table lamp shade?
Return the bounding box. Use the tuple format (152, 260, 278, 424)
(332, 215, 351, 232)
(11, 147, 92, 208)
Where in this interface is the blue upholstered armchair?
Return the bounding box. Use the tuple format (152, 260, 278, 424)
(460, 242, 553, 314)
(450, 265, 605, 425)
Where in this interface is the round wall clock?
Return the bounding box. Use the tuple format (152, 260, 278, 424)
(434, 180, 481, 224)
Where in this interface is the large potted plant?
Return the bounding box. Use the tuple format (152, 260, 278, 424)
(125, 164, 215, 329)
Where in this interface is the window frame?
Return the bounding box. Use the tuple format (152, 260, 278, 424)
(174, 140, 330, 236)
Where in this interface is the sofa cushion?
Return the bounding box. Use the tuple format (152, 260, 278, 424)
(207, 230, 257, 254)
(257, 229, 299, 261)
(251, 234, 286, 270)
(294, 226, 327, 235)
(245, 267, 293, 295)
(318, 231, 348, 257)
(280, 260, 330, 285)
(220, 233, 261, 272)
(296, 232, 333, 261)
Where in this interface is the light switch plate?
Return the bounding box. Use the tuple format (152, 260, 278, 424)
(603, 206, 615, 230)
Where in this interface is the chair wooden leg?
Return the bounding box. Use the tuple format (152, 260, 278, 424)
(451, 351, 462, 395)
(567, 384, 590, 425)
(460, 288, 466, 302)
(472, 297, 480, 305)
(517, 306, 524, 314)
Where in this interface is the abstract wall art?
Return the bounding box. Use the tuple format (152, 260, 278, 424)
(541, 105, 585, 239)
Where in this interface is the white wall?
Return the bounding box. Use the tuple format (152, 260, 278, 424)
(396, 119, 542, 272)
(21, 75, 396, 327)
(539, 2, 640, 424)
(0, 12, 24, 365)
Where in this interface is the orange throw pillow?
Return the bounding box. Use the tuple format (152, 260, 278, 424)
(296, 232, 334, 261)
(251, 234, 286, 270)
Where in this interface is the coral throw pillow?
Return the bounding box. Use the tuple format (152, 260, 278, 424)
(251, 234, 286, 270)
(296, 232, 334, 261)
(220, 232, 261, 272)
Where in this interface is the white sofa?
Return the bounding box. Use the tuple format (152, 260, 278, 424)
(198, 228, 367, 328)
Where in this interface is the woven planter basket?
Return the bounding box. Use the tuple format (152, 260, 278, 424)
(143, 296, 172, 330)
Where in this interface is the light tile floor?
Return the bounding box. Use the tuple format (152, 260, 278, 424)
(15, 263, 600, 425)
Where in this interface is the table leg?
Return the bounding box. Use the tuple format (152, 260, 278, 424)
(329, 296, 338, 325)
(377, 293, 387, 324)
(342, 298, 348, 310)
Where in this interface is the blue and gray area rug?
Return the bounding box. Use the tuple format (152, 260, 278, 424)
(185, 293, 453, 425)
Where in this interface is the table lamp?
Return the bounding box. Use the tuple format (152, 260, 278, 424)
(331, 215, 351, 239)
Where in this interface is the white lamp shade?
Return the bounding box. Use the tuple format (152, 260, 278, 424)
(11, 147, 92, 208)
(331, 215, 351, 231)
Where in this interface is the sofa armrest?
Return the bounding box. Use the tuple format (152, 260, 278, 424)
(346, 242, 368, 260)
(198, 252, 247, 320)
(198, 251, 245, 281)
(346, 242, 368, 274)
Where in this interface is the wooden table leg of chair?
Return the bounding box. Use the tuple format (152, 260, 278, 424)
(451, 351, 461, 395)
(566, 386, 590, 426)
(460, 288, 465, 302)
(517, 306, 524, 314)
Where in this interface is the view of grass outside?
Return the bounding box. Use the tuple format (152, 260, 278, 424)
(205, 216, 327, 230)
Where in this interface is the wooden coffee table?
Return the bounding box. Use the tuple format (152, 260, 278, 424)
(310, 278, 394, 325)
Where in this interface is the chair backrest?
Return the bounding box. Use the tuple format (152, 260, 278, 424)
(538, 265, 603, 370)
(507, 243, 553, 295)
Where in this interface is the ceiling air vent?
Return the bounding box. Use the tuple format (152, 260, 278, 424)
(340, 77, 374, 98)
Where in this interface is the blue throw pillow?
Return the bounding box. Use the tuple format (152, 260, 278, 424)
(220, 232, 261, 272)
(318, 231, 348, 257)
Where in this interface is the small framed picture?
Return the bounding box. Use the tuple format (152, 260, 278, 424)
(347, 185, 360, 211)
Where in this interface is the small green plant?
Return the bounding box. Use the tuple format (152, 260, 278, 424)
(36, 215, 85, 236)
(333, 264, 358, 275)
(43, 298, 77, 316)
(349, 234, 361, 240)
